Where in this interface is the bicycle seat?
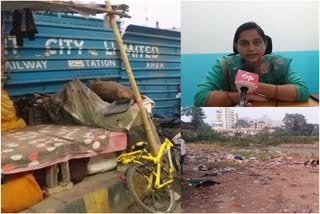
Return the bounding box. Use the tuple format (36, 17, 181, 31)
(131, 141, 148, 151)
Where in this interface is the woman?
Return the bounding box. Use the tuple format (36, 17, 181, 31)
(194, 22, 309, 107)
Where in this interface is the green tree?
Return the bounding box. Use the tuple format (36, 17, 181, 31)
(302, 124, 315, 136)
(282, 113, 307, 135)
(181, 107, 206, 128)
(234, 119, 250, 128)
(181, 107, 192, 117)
(272, 127, 289, 136)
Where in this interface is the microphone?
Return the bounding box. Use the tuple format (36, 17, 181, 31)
(235, 63, 259, 107)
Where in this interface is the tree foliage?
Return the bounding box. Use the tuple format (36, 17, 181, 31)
(282, 113, 308, 135)
(272, 127, 290, 136)
(234, 119, 250, 128)
(302, 124, 315, 136)
(181, 107, 206, 128)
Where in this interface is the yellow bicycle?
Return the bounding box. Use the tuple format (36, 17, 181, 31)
(117, 136, 180, 213)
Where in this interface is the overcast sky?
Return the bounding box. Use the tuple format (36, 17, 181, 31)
(182, 107, 320, 124)
(92, 0, 181, 29)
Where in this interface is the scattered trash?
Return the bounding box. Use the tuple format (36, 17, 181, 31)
(194, 180, 221, 188)
(200, 172, 219, 177)
(198, 165, 208, 171)
(186, 178, 201, 186)
(260, 176, 272, 185)
(301, 206, 312, 213)
(299, 194, 307, 199)
(173, 191, 181, 201)
(183, 145, 318, 213)
(186, 178, 221, 187)
(234, 155, 243, 160)
(207, 165, 214, 170)
(248, 171, 261, 177)
(225, 154, 234, 160)
(253, 179, 260, 184)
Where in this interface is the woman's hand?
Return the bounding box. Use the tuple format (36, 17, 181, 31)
(233, 93, 269, 106)
(234, 94, 268, 107)
(247, 94, 270, 102)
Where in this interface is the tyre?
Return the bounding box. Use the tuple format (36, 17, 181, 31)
(126, 163, 176, 213)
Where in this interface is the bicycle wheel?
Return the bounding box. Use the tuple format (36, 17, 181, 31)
(126, 163, 176, 213)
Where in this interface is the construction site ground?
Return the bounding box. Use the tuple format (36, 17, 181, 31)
(181, 142, 319, 213)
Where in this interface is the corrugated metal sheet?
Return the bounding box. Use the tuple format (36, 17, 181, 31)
(3, 13, 180, 114)
(122, 25, 181, 114)
(4, 13, 120, 96)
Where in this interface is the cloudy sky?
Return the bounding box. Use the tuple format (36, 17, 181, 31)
(92, 0, 181, 29)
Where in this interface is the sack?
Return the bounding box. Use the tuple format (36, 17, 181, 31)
(1, 89, 17, 122)
(1, 117, 26, 131)
(88, 80, 133, 103)
(1, 89, 26, 131)
(87, 153, 117, 175)
(1, 173, 43, 213)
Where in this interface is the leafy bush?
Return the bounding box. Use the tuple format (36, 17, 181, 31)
(184, 129, 318, 147)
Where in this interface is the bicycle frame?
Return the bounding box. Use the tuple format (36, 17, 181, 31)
(117, 138, 176, 189)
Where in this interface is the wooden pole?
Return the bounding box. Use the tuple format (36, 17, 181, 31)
(105, 1, 158, 156)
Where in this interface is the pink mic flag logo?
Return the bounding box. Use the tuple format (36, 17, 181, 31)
(236, 70, 259, 86)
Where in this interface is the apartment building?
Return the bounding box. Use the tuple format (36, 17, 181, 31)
(216, 108, 238, 129)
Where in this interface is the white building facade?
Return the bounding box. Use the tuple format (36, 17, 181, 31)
(216, 108, 238, 129)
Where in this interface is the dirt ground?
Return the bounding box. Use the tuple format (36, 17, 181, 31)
(181, 142, 319, 213)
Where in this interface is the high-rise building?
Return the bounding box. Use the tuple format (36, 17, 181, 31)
(216, 108, 238, 129)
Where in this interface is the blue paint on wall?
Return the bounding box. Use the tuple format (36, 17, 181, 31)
(3, 13, 180, 115)
(181, 51, 319, 106)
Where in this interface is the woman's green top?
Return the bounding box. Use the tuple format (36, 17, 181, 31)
(194, 54, 309, 106)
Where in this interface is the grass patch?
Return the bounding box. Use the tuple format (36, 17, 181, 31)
(254, 152, 272, 161)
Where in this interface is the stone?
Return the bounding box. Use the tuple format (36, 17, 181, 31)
(253, 180, 260, 184)
(299, 194, 307, 199)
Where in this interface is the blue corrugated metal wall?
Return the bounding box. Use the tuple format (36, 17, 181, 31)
(3, 13, 181, 114)
(121, 25, 181, 114)
(4, 13, 121, 95)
